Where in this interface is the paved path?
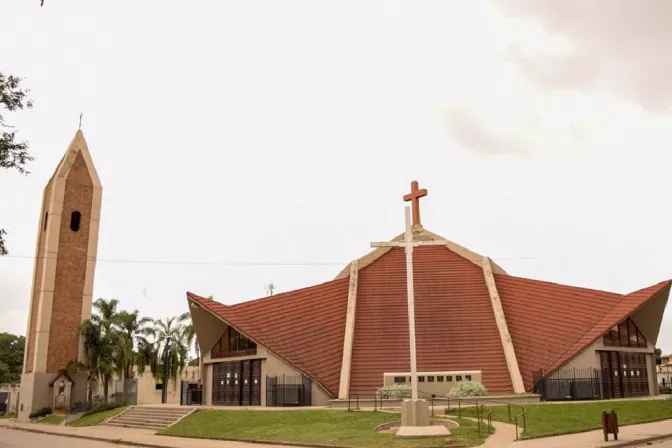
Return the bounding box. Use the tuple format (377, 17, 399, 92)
(0, 427, 134, 447)
(0, 419, 286, 448)
(481, 418, 672, 448)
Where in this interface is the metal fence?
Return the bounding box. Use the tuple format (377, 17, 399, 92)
(533, 368, 602, 401)
(266, 375, 312, 406)
(180, 380, 202, 406)
(113, 378, 138, 405)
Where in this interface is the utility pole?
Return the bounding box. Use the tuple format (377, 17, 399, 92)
(162, 337, 171, 404)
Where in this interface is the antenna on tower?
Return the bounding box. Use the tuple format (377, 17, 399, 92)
(265, 282, 275, 297)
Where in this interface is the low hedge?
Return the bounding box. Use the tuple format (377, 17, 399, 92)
(82, 401, 127, 417)
(29, 407, 52, 419)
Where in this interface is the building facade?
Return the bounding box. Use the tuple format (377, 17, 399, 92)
(17, 130, 102, 420)
(187, 183, 671, 406)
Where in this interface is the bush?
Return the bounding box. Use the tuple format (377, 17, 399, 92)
(29, 407, 52, 419)
(660, 386, 671, 394)
(376, 383, 411, 399)
(82, 401, 126, 417)
(447, 381, 488, 397)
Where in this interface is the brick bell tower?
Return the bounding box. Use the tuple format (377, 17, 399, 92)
(18, 130, 102, 421)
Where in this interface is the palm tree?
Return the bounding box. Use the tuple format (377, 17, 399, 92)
(75, 298, 120, 403)
(151, 316, 191, 403)
(179, 312, 199, 375)
(114, 310, 154, 403)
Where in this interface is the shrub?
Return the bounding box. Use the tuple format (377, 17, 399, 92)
(660, 386, 671, 394)
(81, 401, 126, 417)
(377, 383, 412, 399)
(447, 381, 488, 397)
(29, 407, 52, 419)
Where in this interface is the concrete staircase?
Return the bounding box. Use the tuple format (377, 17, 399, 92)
(105, 406, 195, 431)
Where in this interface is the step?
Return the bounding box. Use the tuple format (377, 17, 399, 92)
(106, 422, 165, 431)
(119, 411, 190, 419)
(111, 417, 176, 425)
(123, 410, 191, 417)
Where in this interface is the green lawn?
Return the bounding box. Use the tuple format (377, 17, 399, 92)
(39, 415, 65, 425)
(161, 409, 492, 447)
(461, 399, 672, 439)
(67, 406, 128, 427)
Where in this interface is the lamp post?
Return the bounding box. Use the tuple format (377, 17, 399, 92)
(162, 337, 172, 404)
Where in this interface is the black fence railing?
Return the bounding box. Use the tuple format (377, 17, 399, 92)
(180, 380, 202, 406)
(266, 375, 312, 407)
(533, 368, 602, 401)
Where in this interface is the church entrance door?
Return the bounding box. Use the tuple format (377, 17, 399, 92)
(600, 351, 649, 399)
(212, 360, 261, 406)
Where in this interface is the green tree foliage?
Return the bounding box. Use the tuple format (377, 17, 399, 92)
(656, 347, 663, 365)
(0, 72, 33, 255)
(0, 360, 10, 385)
(0, 332, 26, 384)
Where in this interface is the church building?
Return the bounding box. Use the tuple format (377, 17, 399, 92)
(187, 181, 670, 407)
(18, 130, 102, 421)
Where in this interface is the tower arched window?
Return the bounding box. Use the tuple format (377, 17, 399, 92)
(70, 211, 81, 232)
(43, 212, 48, 232)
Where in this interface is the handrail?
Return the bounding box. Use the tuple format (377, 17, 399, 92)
(513, 403, 527, 440)
(453, 398, 493, 437)
(451, 397, 526, 440)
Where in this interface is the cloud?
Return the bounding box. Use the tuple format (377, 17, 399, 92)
(495, 0, 672, 112)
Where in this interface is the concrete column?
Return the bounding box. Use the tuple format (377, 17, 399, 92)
(482, 257, 525, 393)
(338, 260, 359, 399)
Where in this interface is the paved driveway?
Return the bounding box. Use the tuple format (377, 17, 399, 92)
(0, 428, 133, 448)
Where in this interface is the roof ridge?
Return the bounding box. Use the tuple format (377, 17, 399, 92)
(494, 273, 625, 297)
(543, 279, 672, 375)
(229, 277, 350, 309)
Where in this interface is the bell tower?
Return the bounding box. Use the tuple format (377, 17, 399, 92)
(18, 130, 102, 421)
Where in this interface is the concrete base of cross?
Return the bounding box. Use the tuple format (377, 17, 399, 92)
(396, 399, 451, 438)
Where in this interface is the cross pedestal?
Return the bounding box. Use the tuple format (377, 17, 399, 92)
(371, 206, 450, 438)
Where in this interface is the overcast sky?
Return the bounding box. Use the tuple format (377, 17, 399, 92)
(2, 1, 672, 353)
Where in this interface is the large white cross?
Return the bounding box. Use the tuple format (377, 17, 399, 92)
(370, 206, 448, 400)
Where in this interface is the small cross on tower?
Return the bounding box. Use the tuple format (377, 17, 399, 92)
(403, 181, 427, 227)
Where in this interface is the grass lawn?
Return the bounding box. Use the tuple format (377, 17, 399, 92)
(161, 409, 493, 447)
(39, 415, 65, 425)
(461, 399, 672, 439)
(67, 406, 128, 427)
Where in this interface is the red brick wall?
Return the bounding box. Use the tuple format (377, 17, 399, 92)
(24, 182, 53, 373)
(46, 152, 93, 373)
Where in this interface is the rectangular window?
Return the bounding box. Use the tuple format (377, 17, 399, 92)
(418, 376, 425, 382)
(437, 376, 444, 382)
(456, 375, 462, 382)
(446, 376, 453, 382)
(428, 376, 435, 382)
(619, 321, 630, 346)
(466, 375, 472, 381)
(394, 376, 406, 383)
(628, 320, 639, 347)
(155, 383, 163, 390)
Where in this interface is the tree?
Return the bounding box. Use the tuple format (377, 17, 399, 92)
(145, 316, 191, 403)
(0, 72, 33, 256)
(0, 332, 25, 384)
(656, 347, 663, 365)
(115, 310, 153, 402)
(0, 360, 10, 385)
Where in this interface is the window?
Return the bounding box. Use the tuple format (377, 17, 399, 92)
(428, 376, 435, 382)
(155, 383, 163, 390)
(394, 376, 406, 383)
(211, 327, 257, 358)
(43, 212, 48, 232)
(70, 211, 81, 232)
(603, 318, 647, 348)
(446, 375, 453, 382)
(437, 376, 444, 382)
(456, 375, 463, 382)
(466, 375, 472, 381)
(418, 376, 425, 382)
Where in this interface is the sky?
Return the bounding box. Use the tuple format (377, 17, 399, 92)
(2, 1, 672, 353)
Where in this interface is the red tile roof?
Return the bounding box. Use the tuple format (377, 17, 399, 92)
(188, 277, 350, 398)
(496, 274, 672, 388)
(350, 246, 513, 395)
(188, 232, 671, 398)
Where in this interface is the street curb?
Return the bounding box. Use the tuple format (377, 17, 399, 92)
(1, 424, 356, 448)
(596, 432, 672, 448)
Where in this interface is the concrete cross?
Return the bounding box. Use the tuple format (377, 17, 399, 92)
(371, 206, 448, 400)
(403, 181, 427, 227)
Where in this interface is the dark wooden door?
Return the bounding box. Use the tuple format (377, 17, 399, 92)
(251, 359, 262, 406)
(212, 363, 227, 405)
(232, 361, 242, 405)
(241, 360, 251, 405)
(600, 351, 649, 399)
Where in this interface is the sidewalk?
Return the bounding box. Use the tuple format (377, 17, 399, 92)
(483, 419, 672, 448)
(0, 419, 289, 448)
